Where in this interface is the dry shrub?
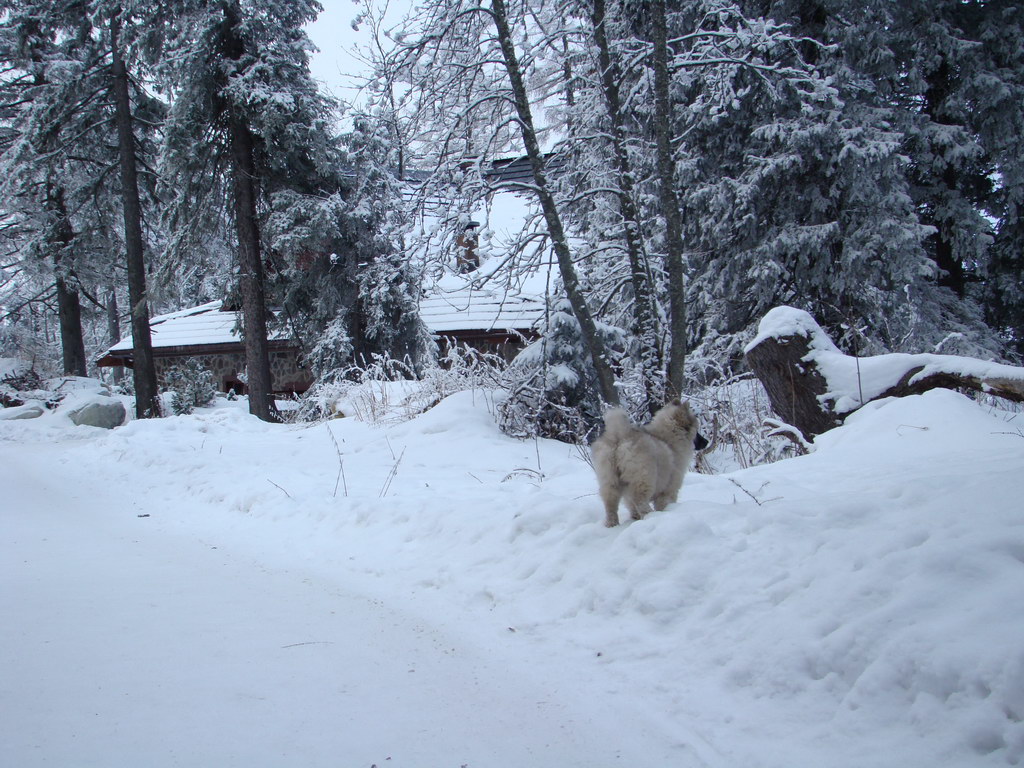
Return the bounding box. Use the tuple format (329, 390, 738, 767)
(297, 344, 508, 425)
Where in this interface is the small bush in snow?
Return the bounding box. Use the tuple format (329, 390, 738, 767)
(497, 302, 622, 444)
(497, 376, 597, 444)
(163, 360, 217, 415)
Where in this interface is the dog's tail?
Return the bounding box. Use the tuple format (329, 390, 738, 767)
(601, 408, 633, 444)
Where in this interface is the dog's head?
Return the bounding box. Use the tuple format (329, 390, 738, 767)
(660, 399, 708, 450)
(651, 399, 702, 445)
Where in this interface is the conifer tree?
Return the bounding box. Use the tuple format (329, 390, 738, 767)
(747, 0, 1015, 358)
(0, 0, 163, 403)
(105, 4, 161, 416)
(269, 115, 428, 380)
(0, 3, 95, 376)
(158, 0, 339, 421)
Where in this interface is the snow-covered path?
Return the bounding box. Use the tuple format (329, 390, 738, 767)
(0, 444, 683, 768)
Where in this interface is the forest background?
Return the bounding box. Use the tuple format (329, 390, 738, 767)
(0, 0, 1021, 435)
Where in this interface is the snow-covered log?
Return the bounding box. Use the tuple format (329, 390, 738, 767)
(744, 306, 1024, 439)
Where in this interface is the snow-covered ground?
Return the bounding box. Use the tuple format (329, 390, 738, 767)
(2, 387, 1023, 767)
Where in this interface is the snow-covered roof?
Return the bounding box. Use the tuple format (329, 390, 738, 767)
(408, 188, 553, 335)
(419, 276, 545, 335)
(103, 279, 546, 359)
(102, 177, 552, 359)
(105, 301, 265, 353)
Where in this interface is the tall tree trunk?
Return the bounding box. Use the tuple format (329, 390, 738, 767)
(105, 288, 124, 384)
(47, 184, 87, 377)
(591, 0, 661, 414)
(650, 0, 687, 396)
(491, 0, 620, 406)
(54, 270, 87, 377)
(923, 58, 967, 298)
(229, 113, 278, 422)
(33, 45, 86, 378)
(110, 13, 160, 418)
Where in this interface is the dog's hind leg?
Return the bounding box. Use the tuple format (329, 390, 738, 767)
(654, 469, 685, 511)
(600, 483, 623, 527)
(624, 483, 654, 522)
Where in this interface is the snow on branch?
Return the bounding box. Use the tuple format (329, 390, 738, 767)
(744, 306, 1024, 439)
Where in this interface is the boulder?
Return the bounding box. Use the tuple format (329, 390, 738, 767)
(0, 403, 45, 420)
(66, 398, 126, 429)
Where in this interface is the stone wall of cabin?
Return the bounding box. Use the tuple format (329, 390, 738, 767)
(154, 348, 312, 395)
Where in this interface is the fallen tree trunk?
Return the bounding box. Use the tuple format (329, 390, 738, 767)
(744, 330, 841, 439)
(745, 307, 1024, 440)
(878, 367, 1024, 403)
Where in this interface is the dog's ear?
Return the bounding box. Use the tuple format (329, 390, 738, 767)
(669, 398, 681, 406)
(694, 432, 709, 451)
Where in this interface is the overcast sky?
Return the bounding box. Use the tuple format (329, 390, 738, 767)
(305, 0, 412, 110)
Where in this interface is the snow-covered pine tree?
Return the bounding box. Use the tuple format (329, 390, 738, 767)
(945, 0, 1024, 358)
(752, 0, 1012, 359)
(342, 119, 429, 367)
(269, 115, 429, 382)
(550, 1, 843, 378)
(0, 2, 99, 376)
(498, 298, 624, 442)
(661, 1, 951, 366)
(0, 0, 164, 404)
(157, 0, 339, 421)
(163, 359, 217, 415)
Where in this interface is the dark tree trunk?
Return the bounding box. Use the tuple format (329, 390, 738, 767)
(878, 367, 1024, 404)
(229, 112, 278, 422)
(110, 13, 160, 418)
(47, 185, 87, 377)
(214, 0, 278, 422)
(650, 0, 688, 396)
(55, 271, 87, 376)
(26, 28, 87, 377)
(930, 168, 967, 297)
(491, 0, 620, 406)
(923, 59, 967, 298)
(105, 289, 123, 384)
(591, 0, 661, 415)
(744, 332, 841, 440)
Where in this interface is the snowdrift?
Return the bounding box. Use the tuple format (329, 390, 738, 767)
(2, 387, 1022, 766)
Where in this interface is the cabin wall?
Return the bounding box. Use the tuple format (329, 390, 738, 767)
(153, 348, 312, 395)
(436, 332, 533, 364)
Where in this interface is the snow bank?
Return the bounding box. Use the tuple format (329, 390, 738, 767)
(2, 387, 1022, 766)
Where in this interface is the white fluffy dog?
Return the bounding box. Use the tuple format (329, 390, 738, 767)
(591, 400, 703, 527)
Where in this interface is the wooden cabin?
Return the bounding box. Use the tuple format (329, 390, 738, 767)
(418, 278, 545, 362)
(97, 281, 545, 391)
(96, 302, 313, 395)
(98, 157, 553, 390)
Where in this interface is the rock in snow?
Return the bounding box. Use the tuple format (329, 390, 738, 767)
(64, 398, 126, 429)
